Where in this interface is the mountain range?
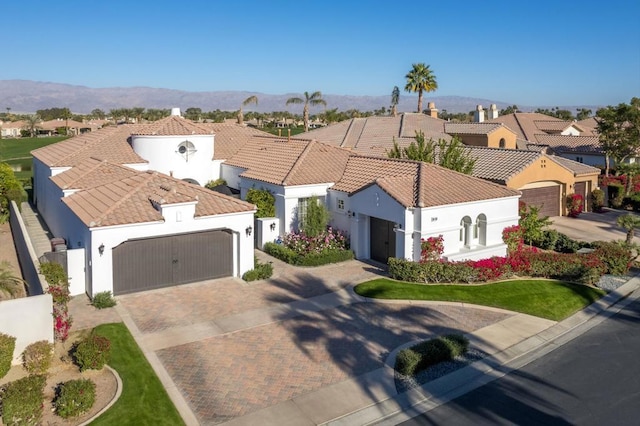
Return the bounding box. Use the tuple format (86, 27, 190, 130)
(0, 80, 601, 115)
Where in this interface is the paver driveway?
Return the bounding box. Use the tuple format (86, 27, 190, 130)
(105, 255, 512, 425)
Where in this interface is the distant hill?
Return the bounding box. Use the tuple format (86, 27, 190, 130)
(0, 80, 601, 115)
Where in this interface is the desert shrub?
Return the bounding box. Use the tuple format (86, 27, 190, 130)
(91, 291, 117, 309)
(54, 379, 96, 419)
(242, 258, 274, 281)
(592, 241, 633, 275)
(395, 348, 421, 376)
(0, 374, 46, 426)
(534, 229, 560, 250)
(0, 333, 16, 378)
(74, 334, 111, 372)
(264, 242, 298, 264)
(591, 188, 605, 212)
(554, 233, 581, 253)
(388, 258, 426, 282)
(22, 340, 53, 375)
(519, 203, 551, 246)
(395, 334, 469, 377)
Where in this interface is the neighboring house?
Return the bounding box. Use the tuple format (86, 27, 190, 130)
(0, 120, 25, 138)
(298, 112, 595, 216)
(31, 109, 521, 298)
(467, 147, 600, 216)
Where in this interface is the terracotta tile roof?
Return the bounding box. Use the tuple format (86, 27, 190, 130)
(40, 119, 87, 130)
(443, 122, 504, 135)
(297, 114, 450, 153)
(0, 120, 25, 129)
(63, 171, 255, 228)
(486, 112, 567, 141)
(534, 134, 602, 153)
(50, 158, 139, 190)
(463, 147, 542, 184)
(338, 156, 519, 208)
(200, 123, 271, 160)
(131, 115, 213, 136)
(31, 125, 148, 167)
(225, 136, 350, 185)
(576, 117, 599, 136)
(534, 120, 575, 133)
(547, 155, 601, 177)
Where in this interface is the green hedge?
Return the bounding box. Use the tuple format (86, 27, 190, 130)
(242, 259, 274, 281)
(395, 334, 469, 376)
(388, 258, 477, 284)
(264, 242, 354, 267)
(0, 332, 16, 378)
(1, 374, 46, 426)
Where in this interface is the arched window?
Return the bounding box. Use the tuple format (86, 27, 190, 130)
(499, 138, 506, 149)
(460, 216, 472, 247)
(475, 214, 487, 245)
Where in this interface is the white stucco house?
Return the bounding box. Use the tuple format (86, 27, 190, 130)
(32, 109, 520, 297)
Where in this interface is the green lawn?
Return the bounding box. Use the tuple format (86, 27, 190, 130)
(0, 136, 68, 160)
(90, 323, 185, 426)
(261, 127, 307, 136)
(354, 279, 605, 321)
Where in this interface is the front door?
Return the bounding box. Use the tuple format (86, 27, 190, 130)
(370, 217, 396, 264)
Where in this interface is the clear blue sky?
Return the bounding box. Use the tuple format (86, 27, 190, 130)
(2, 0, 638, 107)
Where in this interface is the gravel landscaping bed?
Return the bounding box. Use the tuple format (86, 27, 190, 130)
(595, 271, 635, 292)
(395, 348, 488, 393)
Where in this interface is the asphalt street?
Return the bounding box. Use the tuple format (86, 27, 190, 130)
(400, 292, 640, 426)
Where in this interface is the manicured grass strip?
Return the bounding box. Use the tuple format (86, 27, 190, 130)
(91, 323, 185, 426)
(355, 279, 605, 321)
(0, 137, 68, 160)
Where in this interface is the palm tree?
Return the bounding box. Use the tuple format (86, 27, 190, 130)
(617, 213, 640, 244)
(23, 114, 42, 137)
(404, 63, 438, 113)
(0, 261, 24, 298)
(238, 95, 258, 125)
(286, 91, 327, 132)
(391, 86, 400, 117)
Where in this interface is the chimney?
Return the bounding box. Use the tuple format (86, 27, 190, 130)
(171, 107, 181, 116)
(426, 102, 438, 119)
(287, 128, 291, 142)
(474, 105, 485, 123)
(488, 104, 498, 120)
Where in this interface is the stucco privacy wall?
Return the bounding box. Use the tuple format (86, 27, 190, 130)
(420, 196, 520, 261)
(87, 210, 255, 296)
(0, 294, 53, 365)
(9, 201, 44, 295)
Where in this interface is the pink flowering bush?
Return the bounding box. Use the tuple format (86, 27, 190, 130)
(420, 236, 444, 263)
(567, 194, 584, 218)
(41, 262, 72, 342)
(282, 227, 349, 255)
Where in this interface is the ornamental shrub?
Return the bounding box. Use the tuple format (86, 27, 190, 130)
(22, 340, 53, 375)
(91, 291, 117, 309)
(74, 334, 111, 372)
(395, 334, 469, 377)
(246, 188, 275, 218)
(388, 258, 427, 282)
(54, 379, 96, 419)
(295, 249, 354, 266)
(420, 235, 444, 262)
(0, 332, 16, 378)
(591, 188, 605, 212)
(264, 242, 298, 264)
(534, 229, 560, 250)
(566, 194, 584, 217)
(554, 232, 582, 253)
(592, 241, 633, 275)
(502, 225, 523, 254)
(301, 196, 331, 237)
(0, 374, 46, 426)
(608, 183, 625, 209)
(242, 258, 274, 281)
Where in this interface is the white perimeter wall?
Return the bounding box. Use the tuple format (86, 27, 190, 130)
(0, 294, 53, 365)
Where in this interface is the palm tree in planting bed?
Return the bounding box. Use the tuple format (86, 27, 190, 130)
(286, 91, 327, 132)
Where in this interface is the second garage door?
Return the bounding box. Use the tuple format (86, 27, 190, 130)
(112, 230, 233, 295)
(520, 185, 561, 217)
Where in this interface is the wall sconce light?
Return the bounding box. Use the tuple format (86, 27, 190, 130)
(246, 226, 253, 236)
(270, 222, 276, 231)
(393, 223, 402, 231)
(347, 210, 352, 216)
(98, 243, 105, 256)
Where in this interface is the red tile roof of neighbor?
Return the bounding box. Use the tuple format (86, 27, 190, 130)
(63, 170, 255, 228)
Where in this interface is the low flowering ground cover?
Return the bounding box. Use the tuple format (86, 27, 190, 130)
(264, 227, 354, 266)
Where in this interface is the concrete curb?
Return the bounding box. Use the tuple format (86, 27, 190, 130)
(325, 276, 640, 426)
(78, 365, 123, 426)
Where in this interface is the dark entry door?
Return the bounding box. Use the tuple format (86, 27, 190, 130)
(370, 217, 396, 263)
(112, 230, 233, 295)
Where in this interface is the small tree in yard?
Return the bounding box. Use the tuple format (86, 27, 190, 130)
(617, 213, 640, 244)
(519, 202, 551, 246)
(301, 196, 330, 237)
(245, 188, 275, 218)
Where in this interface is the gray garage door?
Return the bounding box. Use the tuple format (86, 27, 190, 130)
(112, 230, 233, 295)
(520, 185, 561, 217)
